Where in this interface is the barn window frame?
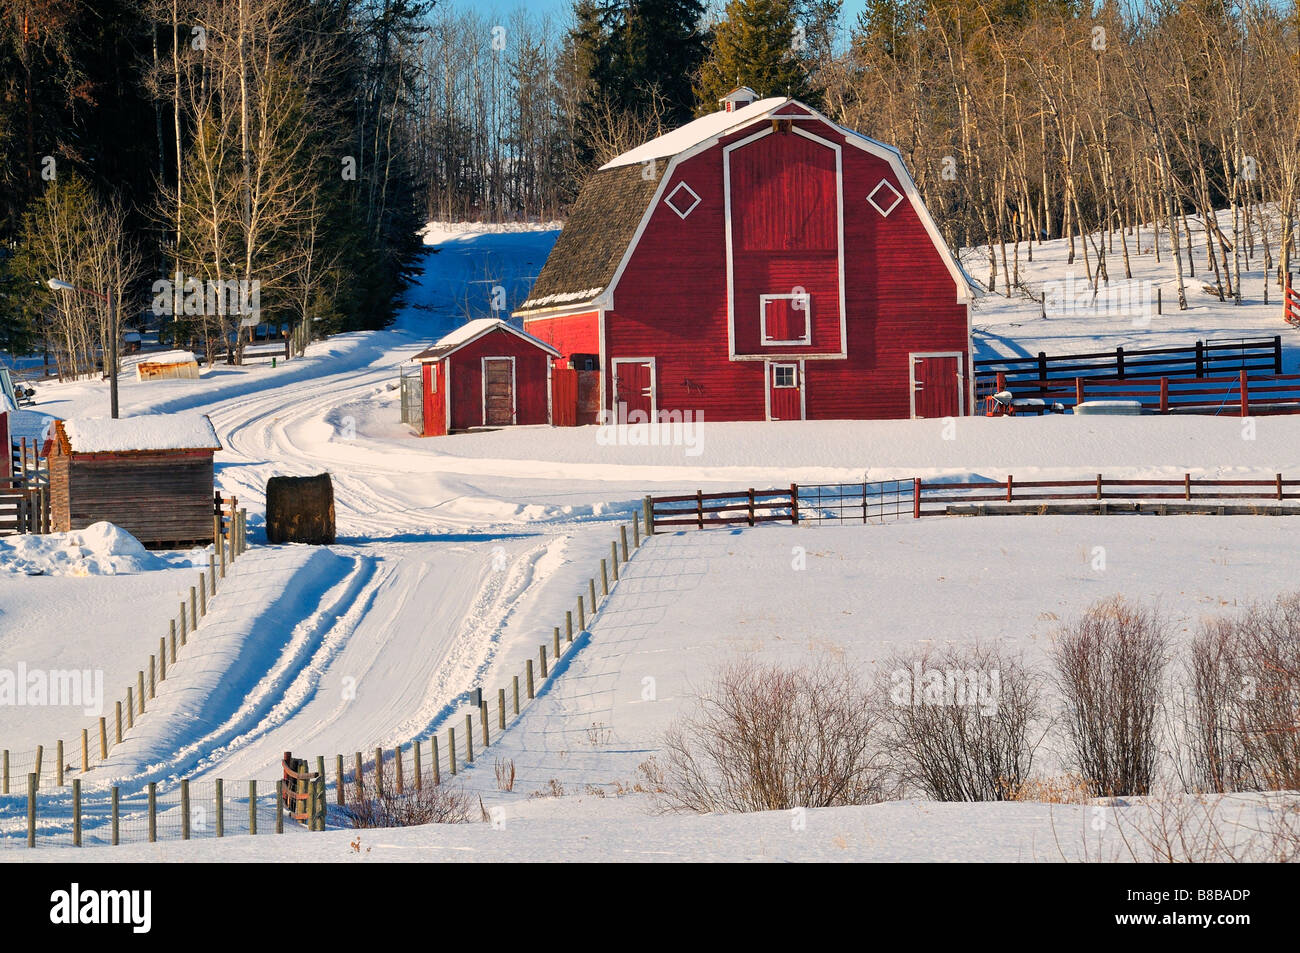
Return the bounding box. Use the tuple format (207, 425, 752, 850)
(759, 293, 813, 346)
(771, 363, 798, 388)
(664, 181, 702, 219)
(868, 178, 904, 217)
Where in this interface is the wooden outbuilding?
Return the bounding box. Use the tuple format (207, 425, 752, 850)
(518, 87, 978, 423)
(134, 350, 201, 381)
(0, 389, 11, 483)
(46, 413, 222, 547)
(410, 319, 560, 436)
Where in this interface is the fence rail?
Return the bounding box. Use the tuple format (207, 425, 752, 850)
(974, 336, 1284, 404)
(985, 370, 1300, 416)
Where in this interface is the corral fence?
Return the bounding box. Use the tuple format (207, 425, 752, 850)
(974, 336, 1286, 412)
(644, 473, 1300, 531)
(2, 436, 50, 535)
(399, 364, 423, 434)
(991, 370, 1300, 417)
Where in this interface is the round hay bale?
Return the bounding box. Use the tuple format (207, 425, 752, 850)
(265, 473, 336, 545)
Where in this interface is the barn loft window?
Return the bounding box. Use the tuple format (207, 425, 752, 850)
(664, 181, 702, 219)
(772, 364, 798, 388)
(759, 293, 812, 346)
(868, 179, 904, 217)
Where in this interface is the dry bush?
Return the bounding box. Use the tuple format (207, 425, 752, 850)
(656, 656, 888, 814)
(878, 642, 1046, 801)
(1053, 597, 1169, 797)
(494, 758, 516, 792)
(342, 762, 471, 828)
(1004, 773, 1093, 804)
(1183, 595, 1300, 792)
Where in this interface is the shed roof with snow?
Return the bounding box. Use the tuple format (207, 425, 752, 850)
(412, 318, 560, 364)
(57, 414, 222, 455)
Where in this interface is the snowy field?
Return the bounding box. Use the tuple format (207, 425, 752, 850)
(3, 217, 1300, 861)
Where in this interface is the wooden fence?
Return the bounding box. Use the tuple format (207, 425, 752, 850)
(987, 369, 1300, 416)
(3, 437, 50, 535)
(645, 474, 1300, 531)
(974, 336, 1284, 404)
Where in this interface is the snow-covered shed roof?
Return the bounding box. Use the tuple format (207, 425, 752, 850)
(56, 414, 222, 454)
(411, 318, 561, 363)
(518, 97, 977, 316)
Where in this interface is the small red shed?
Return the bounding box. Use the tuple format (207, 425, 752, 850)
(411, 319, 560, 436)
(517, 87, 978, 423)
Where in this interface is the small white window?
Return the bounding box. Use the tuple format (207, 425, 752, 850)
(772, 364, 798, 389)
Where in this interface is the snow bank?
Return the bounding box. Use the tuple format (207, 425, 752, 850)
(419, 221, 562, 246)
(63, 413, 220, 452)
(0, 522, 206, 576)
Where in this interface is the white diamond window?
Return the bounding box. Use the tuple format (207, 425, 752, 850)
(664, 181, 701, 219)
(867, 179, 904, 217)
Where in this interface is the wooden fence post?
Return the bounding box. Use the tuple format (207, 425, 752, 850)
(199, 573, 207, 617)
(99, 717, 107, 760)
(1076, 378, 1084, 406)
(1240, 369, 1250, 416)
(465, 715, 474, 763)
(413, 743, 422, 791)
(566, 610, 573, 641)
(27, 774, 36, 848)
(72, 778, 81, 847)
(1195, 339, 1204, 376)
(696, 489, 704, 529)
(215, 778, 223, 837)
(912, 478, 922, 519)
(644, 495, 654, 535)
(790, 484, 800, 524)
(431, 737, 440, 786)
(3, 749, 8, 795)
(149, 656, 156, 699)
(250, 780, 257, 834)
(620, 525, 629, 561)
(396, 746, 404, 794)
(1275, 334, 1284, 374)
(480, 703, 489, 748)
(540, 644, 549, 679)
(553, 626, 561, 660)
(577, 595, 585, 632)
(513, 675, 520, 714)
(1006, 474, 1013, 503)
(747, 487, 756, 526)
(159, 638, 166, 681)
(1096, 474, 1103, 500)
(190, 586, 198, 631)
(56, 739, 63, 787)
(448, 728, 456, 776)
(126, 689, 133, 728)
(181, 779, 191, 839)
(526, 659, 535, 699)
(498, 688, 506, 730)
(116, 701, 124, 742)
(1276, 473, 1283, 501)
(1185, 473, 1192, 500)
(1159, 377, 1169, 414)
(633, 512, 641, 547)
(355, 752, 363, 800)
(337, 755, 346, 802)
(375, 747, 384, 796)
(80, 728, 88, 772)
(589, 578, 597, 616)
(148, 782, 157, 842)
(111, 786, 119, 845)
(33, 744, 42, 789)
(209, 554, 217, 595)
(180, 602, 187, 645)
(601, 559, 609, 596)
(276, 781, 284, 833)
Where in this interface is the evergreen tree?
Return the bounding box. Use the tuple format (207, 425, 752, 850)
(695, 0, 819, 112)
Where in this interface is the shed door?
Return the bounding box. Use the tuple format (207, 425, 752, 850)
(768, 362, 804, 421)
(612, 359, 654, 421)
(911, 353, 963, 418)
(483, 358, 515, 426)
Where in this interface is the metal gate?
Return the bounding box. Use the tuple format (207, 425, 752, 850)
(399, 365, 423, 433)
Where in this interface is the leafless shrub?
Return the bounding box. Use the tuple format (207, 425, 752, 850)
(878, 642, 1047, 801)
(1182, 595, 1300, 792)
(1053, 597, 1169, 797)
(494, 758, 516, 793)
(1004, 773, 1093, 804)
(528, 778, 566, 799)
(342, 761, 472, 827)
(656, 656, 889, 814)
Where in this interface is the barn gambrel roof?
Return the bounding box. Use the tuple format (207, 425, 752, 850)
(518, 98, 978, 317)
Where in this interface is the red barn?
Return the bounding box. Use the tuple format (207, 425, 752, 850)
(412, 318, 560, 436)
(517, 88, 977, 423)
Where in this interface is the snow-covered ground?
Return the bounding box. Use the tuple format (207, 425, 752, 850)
(3, 218, 1300, 861)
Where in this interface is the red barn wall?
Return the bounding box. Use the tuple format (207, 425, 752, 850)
(523, 311, 599, 365)
(0, 411, 9, 480)
(421, 362, 448, 437)
(446, 328, 551, 430)
(602, 115, 969, 421)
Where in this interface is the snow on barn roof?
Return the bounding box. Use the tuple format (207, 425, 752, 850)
(519, 98, 976, 316)
(59, 413, 221, 454)
(125, 349, 198, 367)
(411, 318, 561, 363)
(598, 96, 787, 171)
